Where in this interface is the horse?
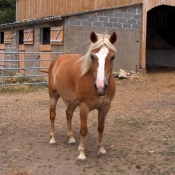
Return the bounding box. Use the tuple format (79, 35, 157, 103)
(48, 31, 117, 163)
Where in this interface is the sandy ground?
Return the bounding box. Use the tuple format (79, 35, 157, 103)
(0, 68, 175, 175)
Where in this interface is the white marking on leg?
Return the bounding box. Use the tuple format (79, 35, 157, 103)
(77, 136, 86, 160)
(77, 152, 86, 160)
(68, 136, 76, 144)
(98, 146, 106, 154)
(95, 45, 109, 92)
(49, 137, 56, 144)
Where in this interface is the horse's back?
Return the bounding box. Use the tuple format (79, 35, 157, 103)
(48, 54, 82, 103)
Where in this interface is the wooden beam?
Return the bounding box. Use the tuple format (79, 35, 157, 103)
(140, 1, 147, 69)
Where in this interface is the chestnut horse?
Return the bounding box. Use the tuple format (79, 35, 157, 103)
(48, 31, 117, 163)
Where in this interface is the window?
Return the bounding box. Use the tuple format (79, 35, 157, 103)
(42, 27, 50, 45)
(0, 32, 4, 44)
(19, 30, 24, 44)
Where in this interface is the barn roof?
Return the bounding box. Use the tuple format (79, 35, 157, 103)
(0, 16, 62, 29)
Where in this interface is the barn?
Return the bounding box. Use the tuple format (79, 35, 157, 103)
(0, 0, 175, 76)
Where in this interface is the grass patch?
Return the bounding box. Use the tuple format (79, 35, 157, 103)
(0, 85, 47, 93)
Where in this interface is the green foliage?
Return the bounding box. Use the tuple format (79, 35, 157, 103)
(0, 0, 16, 24)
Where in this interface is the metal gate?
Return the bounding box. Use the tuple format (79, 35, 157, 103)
(0, 52, 62, 87)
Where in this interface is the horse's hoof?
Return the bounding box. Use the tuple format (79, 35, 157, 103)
(68, 137, 76, 145)
(49, 141, 56, 144)
(76, 158, 86, 165)
(98, 152, 106, 158)
(49, 138, 56, 144)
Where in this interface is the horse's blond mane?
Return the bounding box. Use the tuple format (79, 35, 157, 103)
(78, 33, 117, 77)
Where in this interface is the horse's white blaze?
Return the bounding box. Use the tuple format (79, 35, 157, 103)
(95, 45, 109, 92)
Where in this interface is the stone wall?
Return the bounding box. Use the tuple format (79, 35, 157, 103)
(64, 5, 141, 72)
(65, 6, 140, 29)
(5, 30, 18, 73)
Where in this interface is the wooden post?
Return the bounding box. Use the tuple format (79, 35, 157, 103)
(140, 1, 147, 71)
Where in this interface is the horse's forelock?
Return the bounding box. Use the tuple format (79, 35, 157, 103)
(79, 34, 116, 77)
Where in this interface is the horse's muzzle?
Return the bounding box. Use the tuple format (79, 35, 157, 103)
(94, 83, 108, 96)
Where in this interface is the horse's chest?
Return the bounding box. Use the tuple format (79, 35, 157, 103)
(87, 96, 110, 109)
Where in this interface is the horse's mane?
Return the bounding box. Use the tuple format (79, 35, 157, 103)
(78, 33, 117, 77)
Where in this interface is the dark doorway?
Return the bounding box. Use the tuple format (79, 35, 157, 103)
(19, 30, 24, 44)
(42, 27, 50, 45)
(0, 32, 4, 44)
(146, 5, 175, 69)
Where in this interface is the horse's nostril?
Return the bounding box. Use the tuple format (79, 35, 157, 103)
(104, 84, 108, 91)
(94, 83, 98, 91)
(94, 83, 108, 93)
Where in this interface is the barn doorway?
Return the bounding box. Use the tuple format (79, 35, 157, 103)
(146, 5, 175, 70)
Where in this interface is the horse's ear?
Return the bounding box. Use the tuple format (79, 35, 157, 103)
(109, 32, 117, 44)
(90, 31, 98, 43)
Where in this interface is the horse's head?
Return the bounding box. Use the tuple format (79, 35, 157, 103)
(90, 31, 117, 96)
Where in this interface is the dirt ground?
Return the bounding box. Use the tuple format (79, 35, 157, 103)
(0, 68, 175, 175)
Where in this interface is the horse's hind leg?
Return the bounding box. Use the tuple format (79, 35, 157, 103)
(49, 91, 60, 144)
(66, 104, 77, 144)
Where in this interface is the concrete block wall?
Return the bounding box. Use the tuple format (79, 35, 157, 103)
(24, 26, 40, 75)
(64, 5, 141, 72)
(5, 30, 18, 73)
(65, 6, 141, 30)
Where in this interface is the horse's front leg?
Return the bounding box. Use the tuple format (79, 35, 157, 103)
(97, 105, 110, 156)
(77, 103, 89, 163)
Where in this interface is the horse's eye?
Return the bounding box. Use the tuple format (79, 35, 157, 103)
(111, 56, 115, 60)
(91, 55, 95, 60)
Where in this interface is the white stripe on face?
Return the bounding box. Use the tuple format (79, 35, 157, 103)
(95, 45, 109, 92)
